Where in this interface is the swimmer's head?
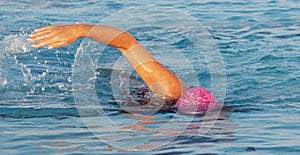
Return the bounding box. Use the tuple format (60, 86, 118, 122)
(175, 87, 219, 115)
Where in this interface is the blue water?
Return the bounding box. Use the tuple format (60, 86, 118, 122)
(1, 0, 300, 154)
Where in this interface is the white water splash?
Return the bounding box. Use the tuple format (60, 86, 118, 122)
(0, 33, 33, 88)
(0, 58, 8, 87)
(2, 34, 32, 54)
(0, 32, 73, 98)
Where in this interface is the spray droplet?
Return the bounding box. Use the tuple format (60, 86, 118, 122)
(67, 76, 72, 83)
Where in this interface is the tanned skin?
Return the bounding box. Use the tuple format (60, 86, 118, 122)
(28, 24, 187, 101)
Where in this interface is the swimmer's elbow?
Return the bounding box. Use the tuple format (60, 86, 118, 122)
(112, 32, 139, 51)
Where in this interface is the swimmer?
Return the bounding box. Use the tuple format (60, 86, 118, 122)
(28, 24, 219, 115)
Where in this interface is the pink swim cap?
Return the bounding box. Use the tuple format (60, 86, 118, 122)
(175, 87, 219, 115)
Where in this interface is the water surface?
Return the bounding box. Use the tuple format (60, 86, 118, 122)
(0, 0, 299, 154)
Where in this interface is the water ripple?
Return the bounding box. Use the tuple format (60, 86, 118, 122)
(0, 0, 300, 154)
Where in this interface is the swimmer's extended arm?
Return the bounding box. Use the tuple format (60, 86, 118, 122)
(29, 24, 186, 100)
(29, 24, 136, 50)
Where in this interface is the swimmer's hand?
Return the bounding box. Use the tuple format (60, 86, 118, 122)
(28, 24, 87, 49)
